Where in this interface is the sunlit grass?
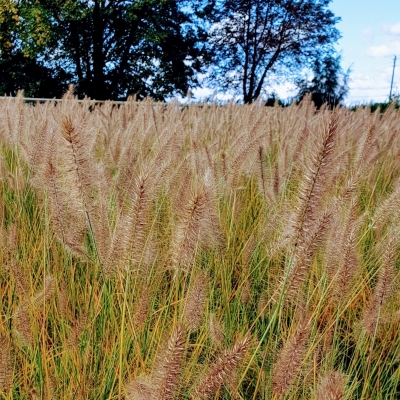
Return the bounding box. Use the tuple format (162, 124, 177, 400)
(0, 93, 399, 399)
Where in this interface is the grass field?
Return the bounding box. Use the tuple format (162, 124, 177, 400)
(0, 89, 400, 399)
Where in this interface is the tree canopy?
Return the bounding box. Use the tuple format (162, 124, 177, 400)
(296, 50, 350, 109)
(0, 0, 70, 97)
(0, 0, 209, 100)
(207, 0, 340, 103)
(0, 0, 343, 102)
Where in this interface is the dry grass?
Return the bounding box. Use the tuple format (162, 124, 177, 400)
(0, 90, 399, 398)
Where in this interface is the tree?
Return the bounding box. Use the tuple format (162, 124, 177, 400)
(0, 0, 210, 100)
(296, 50, 350, 109)
(50, 0, 209, 100)
(207, 0, 340, 103)
(0, 0, 69, 97)
(0, 53, 71, 97)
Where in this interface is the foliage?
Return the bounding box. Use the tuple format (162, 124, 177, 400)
(0, 0, 343, 101)
(0, 0, 68, 97)
(0, 0, 209, 100)
(207, 0, 340, 103)
(0, 51, 71, 98)
(296, 50, 350, 109)
(351, 98, 400, 113)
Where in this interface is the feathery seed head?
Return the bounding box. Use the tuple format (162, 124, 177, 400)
(209, 313, 225, 347)
(184, 271, 208, 330)
(0, 333, 13, 393)
(191, 335, 251, 400)
(316, 371, 347, 400)
(152, 324, 186, 400)
(125, 376, 155, 400)
(272, 312, 310, 397)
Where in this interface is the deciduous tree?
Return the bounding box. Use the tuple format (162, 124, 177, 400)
(0, 0, 210, 100)
(208, 0, 340, 103)
(0, 0, 68, 97)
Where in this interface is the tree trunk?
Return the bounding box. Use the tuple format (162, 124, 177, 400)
(92, 0, 106, 99)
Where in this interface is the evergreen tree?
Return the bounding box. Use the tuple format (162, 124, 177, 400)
(297, 50, 350, 109)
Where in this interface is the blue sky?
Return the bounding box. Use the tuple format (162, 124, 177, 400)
(193, 1, 400, 105)
(330, 0, 400, 104)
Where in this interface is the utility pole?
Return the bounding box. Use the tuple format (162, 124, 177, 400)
(389, 55, 397, 101)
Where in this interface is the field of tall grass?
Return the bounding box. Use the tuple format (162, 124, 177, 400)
(0, 88, 399, 399)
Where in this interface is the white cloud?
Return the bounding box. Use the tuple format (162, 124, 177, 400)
(270, 82, 297, 99)
(345, 72, 392, 104)
(384, 22, 400, 36)
(366, 41, 400, 58)
(367, 45, 392, 57)
(366, 22, 400, 57)
(192, 87, 213, 99)
(361, 28, 374, 41)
